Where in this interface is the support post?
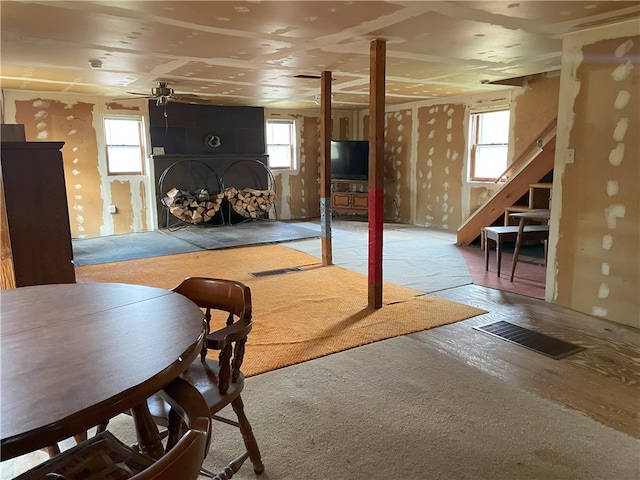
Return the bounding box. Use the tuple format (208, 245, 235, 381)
(320, 71, 333, 266)
(368, 39, 386, 309)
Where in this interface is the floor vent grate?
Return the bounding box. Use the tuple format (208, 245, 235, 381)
(250, 267, 303, 277)
(473, 320, 585, 359)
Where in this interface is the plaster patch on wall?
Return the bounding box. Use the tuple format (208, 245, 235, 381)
(604, 203, 625, 229)
(608, 142, 625, 166)
(74, 184, 82, 190)
(33, 110, 47, 119)
(74, 195, 83, 200)
(73, 158, 80, 164)
(601, 262, 610, 275)
(71, 169, 80, 175)
(602, 234, 613, 250)
(606, 180, 619, 196)
(613, 118, 628, 141)
(36, 130, 48, 140)
(428, 130, 435, 139)
(67, 129, 78, 136)
(446, 133, 452, 142)
(32, 100, 50, 108)
(592, 306, 608, 317)
(614, 90, 630, 109)
(615, 38, 634, 57)
(598, 283, 610, 298)
(611, 60, 634, 81)
(73, 204, 84, 212)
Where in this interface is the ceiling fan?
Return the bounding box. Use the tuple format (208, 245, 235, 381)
(116, 82, 214, 106)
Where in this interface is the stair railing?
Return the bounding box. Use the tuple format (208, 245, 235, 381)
(494, 117, 557, 183)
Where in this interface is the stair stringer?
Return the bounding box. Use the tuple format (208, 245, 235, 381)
(456, 136, 556, 245)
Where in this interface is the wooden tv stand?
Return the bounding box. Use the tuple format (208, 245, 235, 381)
(331, 179, 368, 216)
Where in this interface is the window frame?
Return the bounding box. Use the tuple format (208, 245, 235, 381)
(468, 108, 510, 183)
(265, 119, 297, 171)
(103, 116, 146, 176)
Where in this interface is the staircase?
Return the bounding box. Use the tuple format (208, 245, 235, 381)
(457, 118, 556, 245)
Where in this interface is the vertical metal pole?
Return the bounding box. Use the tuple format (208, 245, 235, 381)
(368, 39, 386, 309)
(320, 71, 333, 266)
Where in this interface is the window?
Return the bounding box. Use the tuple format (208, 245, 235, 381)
(104, 117, 145, 175)
(469, 109, 510, 182)
(266, 119, 296, 170)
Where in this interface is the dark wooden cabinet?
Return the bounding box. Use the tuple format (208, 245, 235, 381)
(1, 141, 75, 286)
(331, 180, 369, 216)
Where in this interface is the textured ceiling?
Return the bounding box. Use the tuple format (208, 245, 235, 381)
(1, 1, 639, 109)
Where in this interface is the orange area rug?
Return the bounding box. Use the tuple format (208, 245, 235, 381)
(76, 245, 486, 376)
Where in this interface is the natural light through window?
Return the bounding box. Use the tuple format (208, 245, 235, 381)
(266, 119, 296, 170)
(104, 117, 145, 175)
(469, 109, 510, 182)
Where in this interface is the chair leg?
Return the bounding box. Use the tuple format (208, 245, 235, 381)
(43, 444, 60, 458)
(165, 407, 184, 453)
(485, 237, 492, 271)
(496, 238, 502, 277)
(231, 396, 264, 474)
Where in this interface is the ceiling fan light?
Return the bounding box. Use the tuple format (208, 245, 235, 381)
(156, 96, 169, 106)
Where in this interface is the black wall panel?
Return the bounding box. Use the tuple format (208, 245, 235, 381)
(149, 101, 265, 155)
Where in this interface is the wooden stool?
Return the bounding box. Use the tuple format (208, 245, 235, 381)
(484, 225, 549, 277)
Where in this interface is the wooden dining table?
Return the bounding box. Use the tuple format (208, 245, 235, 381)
(0, 282, 206, 461)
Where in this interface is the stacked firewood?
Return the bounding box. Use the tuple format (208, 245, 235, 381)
(225, 187, 276, 219)
(163, 187, 224, 224)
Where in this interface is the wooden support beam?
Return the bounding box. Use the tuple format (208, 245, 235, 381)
(320, 70, 333, 266)
(368, 39, 386, 309)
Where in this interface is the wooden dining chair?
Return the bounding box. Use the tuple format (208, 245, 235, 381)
(132, 376, 211, 480)
(146, 277, 264, 479)
(19, 376, 211, 480)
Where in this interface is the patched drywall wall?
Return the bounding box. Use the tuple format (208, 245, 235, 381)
(109, 179, 148, 234)
(110, 180, 134, 234)
(14, 99, 103, 238)
(6, 92, 154, 238)
(383, 110, 413, 223)
(268, 109, 354, 220)
(289, 114, 321, 219)
(512, 75, 561, 161)
(415, 104, 465, 229)
(549, 21, 639, 328)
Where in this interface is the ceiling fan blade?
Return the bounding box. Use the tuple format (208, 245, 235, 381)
(112, 95, 155, 101)
(171, 93, 215, 105)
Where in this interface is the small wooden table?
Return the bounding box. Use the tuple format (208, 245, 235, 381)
(509, 209, 551, 282)
(0, 282, 206, 460)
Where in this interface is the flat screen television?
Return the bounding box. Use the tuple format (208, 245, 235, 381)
(330, 140, 369, 180)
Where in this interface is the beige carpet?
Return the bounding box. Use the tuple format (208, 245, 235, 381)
(76, 244, 485, 376)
